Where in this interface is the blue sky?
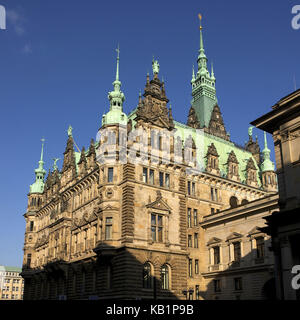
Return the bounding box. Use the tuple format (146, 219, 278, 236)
(0, 0, 299, 267)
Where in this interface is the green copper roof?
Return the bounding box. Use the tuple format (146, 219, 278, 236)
(191, 16, 217, 128)
(0, 266, 22, 273)
(261, 131, 275, 172)
(29, 139, 46, 194)
(173, 121, 261, 185)
(102, 45, 127, 127)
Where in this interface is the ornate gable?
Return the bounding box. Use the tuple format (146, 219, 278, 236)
(226, 232, 243, 241)
(187, 106, 201, 129)
(205, 105, 230, 141)
(227, 150, 239, 164)
(207, 237, 222, 245)
(146, 191, 172, 213)
(207, 143, 219, 157)
(135, 71, 174, 130)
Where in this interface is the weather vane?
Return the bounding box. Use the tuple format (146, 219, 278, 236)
(198, 13, 202, 30)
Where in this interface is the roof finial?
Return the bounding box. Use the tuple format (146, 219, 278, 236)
(192, 64, 195, 81)
(198, 13, 204, 52)
(40, 138, 45, 162)
(116, 44, 120, 82)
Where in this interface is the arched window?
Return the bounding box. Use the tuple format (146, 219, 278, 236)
(143, 263, 152, 289)
(161, 264, 170, 290)
(241, 199, 249, 205)
(230, 196, 238, 208)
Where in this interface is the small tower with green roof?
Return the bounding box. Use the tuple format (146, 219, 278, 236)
(102, 45, 128, 127)
(28, 139, 46, 212)
(261, 131, 277, 192)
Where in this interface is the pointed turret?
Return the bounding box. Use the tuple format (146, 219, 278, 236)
(102, 45, 127, 127)
(87, 138, 97, 169)
(62, 126, 77, 180)
(29, 139, 47, 194)
(135, 59, 174, 130)
(261, 132, 277, 192)
(189, 14, 218, 130)
(261, 132, 275, 172)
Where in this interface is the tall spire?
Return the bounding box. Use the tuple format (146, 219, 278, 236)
(115, 44, 120, 82)
(261, 131, 275, 172)
(102, 45, 127, 127)
(197, 13, 208, 75)
(29, 139, 47, 194)
(108, 45, 125, 110)
(189, 14, 218, 129)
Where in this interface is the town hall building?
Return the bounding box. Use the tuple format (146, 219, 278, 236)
(21, 18, 278, 300)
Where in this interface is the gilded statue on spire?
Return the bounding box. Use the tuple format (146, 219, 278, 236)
(152, 57, 160, 75)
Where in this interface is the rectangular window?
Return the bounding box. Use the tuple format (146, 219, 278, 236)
(211, 208, 215, 214)
(187, 208, 192, 228)
(214, 279, 221, 292)
(165, 173, 170, 188)
(195, 259, 199, 274)
(105, 217, 113, 240)
(213, 246, 220, 265)
(195, 285, 200, 300)
(149, 169, 154, 184)
(188, 181, 191, 195)
(29, 221, 34, 232)
(192, 182, 195, 196)
(27, 253, 32, 268)
(234, 277, 243, 291)
(194, 233, 198, 248)
(211, 188, 218, 201)
(151, 214, 163, 242)
(193, 209, 198, 226)
(233, 242, 241, 261)
(211, 187, 214, 201)
(256, 237, 265, 258)
(159, 172, 164, 187)
(188, 235, 192, 247)
(108, 167, 114, 183)
(189, 259, 193, 277)
(143, 168, 148, 183)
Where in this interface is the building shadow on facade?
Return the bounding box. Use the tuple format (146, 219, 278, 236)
(198, 238, 277, 300)
(22, 244, 178, 300)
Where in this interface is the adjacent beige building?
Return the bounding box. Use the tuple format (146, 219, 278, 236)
(0, 266, 24, 300)
(252, 88, 300, 300)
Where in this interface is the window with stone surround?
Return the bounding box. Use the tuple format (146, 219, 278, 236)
(143, 262, 153, 289)
(161, 265, 170, 290)
(194, 233, 199, 248)
(188, 235, 192, 247)
(233, 241, 241, 261)
(234, 277, 243, 291)
(214, 279, 221, 292)
(189, 259, 193, 277)
(105, 217, 113, 240)
(151, 213, 163, 242)
(256, 237, 265, 258)
(108, 167, 114, 183)
(213, 246, 220, 265)
(193, 209, 198, 226)
(187, 208, 192, 228)
(149, 169, 154, 184)
(195, 259, 199, 274)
